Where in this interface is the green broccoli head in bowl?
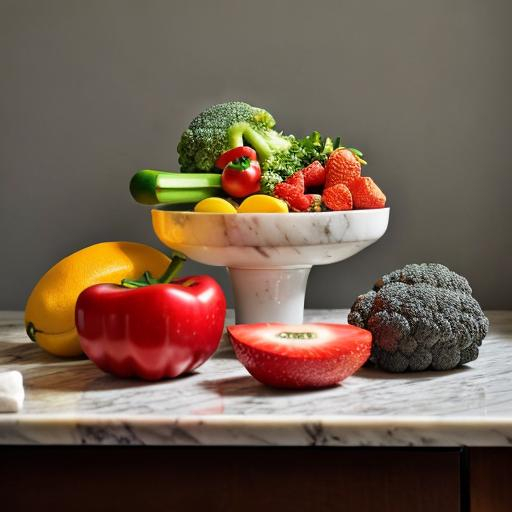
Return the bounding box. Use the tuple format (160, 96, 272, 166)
(348, 263, 489, 372)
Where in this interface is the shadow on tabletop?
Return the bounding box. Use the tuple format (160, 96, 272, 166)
(200, 374, 341, 398)
(0, 338, 86, 366)
(0, 333, 204, 391)
(0, 337, 199, 392)
(23, 367, 198, 392)
(355, 365, 472, 380)
(200, 364, 474, 398)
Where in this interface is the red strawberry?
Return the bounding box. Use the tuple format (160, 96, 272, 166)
(284, 171, 305, 192)
(302, 161, 326, 188)
(322, 184, 353, 211)
(228, 323, 372, 389)
(348, 177, 386, 209)
(274, 183, 311, 211)
(325, 149, 361, 188)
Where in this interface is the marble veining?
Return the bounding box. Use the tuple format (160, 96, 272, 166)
(151, 209, 389, 268)
(153, 209, 389, 247)
(1, 310, 512, 446)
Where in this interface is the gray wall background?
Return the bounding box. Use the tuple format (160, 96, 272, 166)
(1, 0, 511, 310)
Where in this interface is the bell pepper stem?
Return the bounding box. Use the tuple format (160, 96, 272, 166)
(227, 156, 251, 171)
(121, 252, 187, 288)
(158, 253, 186, 284)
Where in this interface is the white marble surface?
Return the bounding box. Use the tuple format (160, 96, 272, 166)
(0, 310, 511, 446)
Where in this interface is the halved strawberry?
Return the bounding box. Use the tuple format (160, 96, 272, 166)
(228, 323, 372, 389)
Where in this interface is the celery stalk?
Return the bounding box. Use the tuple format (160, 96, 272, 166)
(130, 170, 222, 205)
(155, 187, 220, 205)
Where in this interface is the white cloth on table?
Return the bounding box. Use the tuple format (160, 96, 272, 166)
(0, 371, 24, 412)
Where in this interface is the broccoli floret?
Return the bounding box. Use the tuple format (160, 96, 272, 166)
(259, 171, 283, 195)
(177, 101, 292, 172)
(261, 138, 303, 177)
(374, 263, 473, 294)
(348, 263, 489, 372)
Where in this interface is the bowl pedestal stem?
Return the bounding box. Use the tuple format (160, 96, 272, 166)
(228, 267, 311, 325)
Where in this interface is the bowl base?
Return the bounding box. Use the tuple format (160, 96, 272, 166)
(229, 267, 310, 324)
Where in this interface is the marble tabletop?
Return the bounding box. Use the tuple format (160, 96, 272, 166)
(0, 310, 511, 447)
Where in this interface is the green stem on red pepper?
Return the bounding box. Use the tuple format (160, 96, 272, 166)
(121, 252, 187, 289)
(226, 156, 251, 171)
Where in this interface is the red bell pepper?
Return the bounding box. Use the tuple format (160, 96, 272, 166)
(75, 255, 226, 381)
(215, 146, 257, 170)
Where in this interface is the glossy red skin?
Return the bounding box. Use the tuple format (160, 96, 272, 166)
(221, 160, 261, 198)
(215, 146, 257, 170)
(228, 323, 372, 389)
(75, 276, 226, 381)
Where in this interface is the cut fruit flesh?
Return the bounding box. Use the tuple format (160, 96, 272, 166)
(231, 323, 363, 357)
(228, 323, 372, 389)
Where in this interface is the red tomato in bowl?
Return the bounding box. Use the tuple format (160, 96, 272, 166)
(221, 157, 261, 198)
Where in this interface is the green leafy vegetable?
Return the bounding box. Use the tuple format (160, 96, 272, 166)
(260, 131, 341, 190)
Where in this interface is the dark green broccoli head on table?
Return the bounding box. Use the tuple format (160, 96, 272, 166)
(348, 263, 489, 372)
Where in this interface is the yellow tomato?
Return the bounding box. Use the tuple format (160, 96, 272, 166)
(24, 242, 170, 357)
(238, 195, 289, 213)
(194, 197, 238, 213)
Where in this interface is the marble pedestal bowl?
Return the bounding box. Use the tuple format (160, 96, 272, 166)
(152, 208, 389, 324)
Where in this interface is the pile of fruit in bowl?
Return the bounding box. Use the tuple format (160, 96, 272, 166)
(130, 101, 386, 213)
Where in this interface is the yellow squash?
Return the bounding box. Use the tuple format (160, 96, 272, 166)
(24, 242, 170, 357)
(238, 195, 289, 213)
(194, 197, 238, 213)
